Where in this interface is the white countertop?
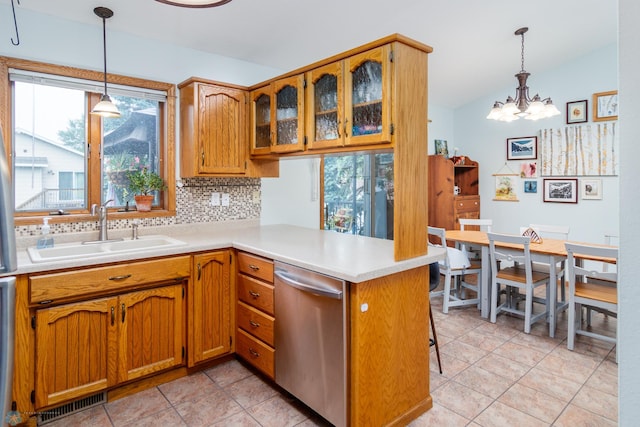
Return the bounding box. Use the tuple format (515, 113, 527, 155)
(11, 221, 445, 283)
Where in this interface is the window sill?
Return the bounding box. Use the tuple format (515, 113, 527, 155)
(15, 209, 176, 227)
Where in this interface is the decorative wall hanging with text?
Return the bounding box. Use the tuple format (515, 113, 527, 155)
(540, 122, 618, 176)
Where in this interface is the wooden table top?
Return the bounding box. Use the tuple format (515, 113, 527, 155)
(445, 229, 617, 262)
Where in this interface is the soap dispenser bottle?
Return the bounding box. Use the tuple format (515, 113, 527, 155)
(37, 217, 54, 249)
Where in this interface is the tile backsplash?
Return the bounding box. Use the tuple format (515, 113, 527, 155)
(15, 177, 261, 237)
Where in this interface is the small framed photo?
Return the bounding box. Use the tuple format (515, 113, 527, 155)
(581, 178, 603, 200)
(520, 162, 538, 178)
(507, 136, 537, 160)
(593, 90, 618, 122)
(524, 180, 538, 193)
(543, 178, 578, 203)
(566, 100, 588, 124)
(434, 139, 449, 157)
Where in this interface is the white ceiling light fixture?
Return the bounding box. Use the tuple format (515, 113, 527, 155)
(154, 0, 233, 7)
(487, 27, 560, 122)
(90, 6, 120, 118)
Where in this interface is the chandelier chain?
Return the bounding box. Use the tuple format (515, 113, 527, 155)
(520, 31, 526, 73)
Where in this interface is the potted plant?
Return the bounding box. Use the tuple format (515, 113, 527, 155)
(126, 168, 166, 211)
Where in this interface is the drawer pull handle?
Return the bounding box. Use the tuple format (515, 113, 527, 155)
(109, 274, 132, 281)
(111, 306, 115, 326)
(249, 348, 260, 358)
(249, 264, 260, 271)
(249, 290, 260, 298)
(121, 303, 126, 323)
(249, 320, 260, 328)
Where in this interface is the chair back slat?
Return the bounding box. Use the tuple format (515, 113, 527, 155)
(565, 242, 618, 286)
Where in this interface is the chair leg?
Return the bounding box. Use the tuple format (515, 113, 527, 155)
(442, 272, 452, 314)
(524, 285, 533, 334)
(429, 304, 443, 374)
(568, 300, 576, 350)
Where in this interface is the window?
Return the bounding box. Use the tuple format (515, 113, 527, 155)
(0, 57, 176, 224)
(322, 152, 393, 239)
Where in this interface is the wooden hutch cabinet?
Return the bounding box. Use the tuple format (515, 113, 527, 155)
(428, 155, 480, 230)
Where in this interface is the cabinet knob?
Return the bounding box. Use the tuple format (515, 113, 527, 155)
(249, 348, 260, 358)
(249, 290, 260, 299)
(249, 320, 260, 328)
(249, 264, 260, 271)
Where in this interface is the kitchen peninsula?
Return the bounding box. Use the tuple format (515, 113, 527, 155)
(9, 222, 445, 426)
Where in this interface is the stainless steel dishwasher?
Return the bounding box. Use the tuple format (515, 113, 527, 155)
(274, 261, 347, 427)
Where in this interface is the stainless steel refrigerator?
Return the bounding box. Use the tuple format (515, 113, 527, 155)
(0, 128, 17, 425)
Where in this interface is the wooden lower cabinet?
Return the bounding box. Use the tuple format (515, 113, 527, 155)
(188, 251, 233, 366)
(34, 283, 185, 409)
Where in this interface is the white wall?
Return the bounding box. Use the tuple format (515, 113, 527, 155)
(618, 0, 639, 421)
(453, 44, 619, 243)
(260, 157, 320, 228)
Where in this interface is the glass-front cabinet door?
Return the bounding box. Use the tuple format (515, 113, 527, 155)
(306, 62, 344, 150)
(271, 75, 305, 153)
(344, 46, 392, 146)
(250, 86, 272, 156)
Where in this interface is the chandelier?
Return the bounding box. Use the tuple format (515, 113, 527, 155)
(486, 27, 560, 122)
(154, 0, 233, 7)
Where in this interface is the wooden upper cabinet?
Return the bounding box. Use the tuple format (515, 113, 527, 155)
(344, 46, 392, 147)
(180, 81, 247, 175)
(272, 75, 306, 153)
(250, 86, 273, 156)
(306, 46, 392, 150)
(306, 61, 345, 150)
(188, 251, 232, 366)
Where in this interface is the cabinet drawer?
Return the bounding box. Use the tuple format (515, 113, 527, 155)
(455, 196, 480, 213)
(238, 252, 274, 283)
(30, 256, 191, 304)
(237, 301, 275, 346)
(238, 274, 275, 315)
(236, 328, 275, 379)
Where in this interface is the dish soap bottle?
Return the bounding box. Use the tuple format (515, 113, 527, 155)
(37, 217, 54, 249)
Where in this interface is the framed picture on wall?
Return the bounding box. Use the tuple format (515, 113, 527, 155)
(524, 180, 538, 193)
(506, 136, 537, 160)
(543, 178, 578, 203)
(593, 90, 618, 121)
(581, 178, 603, 200)
(566, 100, 588, 124)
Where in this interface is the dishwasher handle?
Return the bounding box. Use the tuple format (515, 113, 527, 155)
(275, 270, 343, 300)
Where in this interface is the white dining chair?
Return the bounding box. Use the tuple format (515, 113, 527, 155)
(459, 218, 493, 261)
(565, 242, 618, 356)
(520, 224, 570, 306)
(428, 226, 482, 314)
(487, 232, 551, 334)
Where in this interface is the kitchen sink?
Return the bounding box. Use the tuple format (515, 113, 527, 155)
(27, 235, 188, 263)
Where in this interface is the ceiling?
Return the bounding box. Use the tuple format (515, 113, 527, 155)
(6, 0, 618, 108)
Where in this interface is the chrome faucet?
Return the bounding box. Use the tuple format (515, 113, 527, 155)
(91, 199, 114, 242)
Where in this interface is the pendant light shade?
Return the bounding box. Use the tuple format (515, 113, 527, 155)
(91, 6, 120, 118)
(154, 0, 233, 8)
(487, 27, 560, 122)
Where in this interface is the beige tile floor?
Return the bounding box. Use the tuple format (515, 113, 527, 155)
(45, 292, 617, 427)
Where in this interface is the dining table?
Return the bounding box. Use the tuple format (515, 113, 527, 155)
(445, 229, 571, 338)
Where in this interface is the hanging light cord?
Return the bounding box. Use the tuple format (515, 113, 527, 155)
(101, 14, 108, 95)
(11, 0, 21, 46)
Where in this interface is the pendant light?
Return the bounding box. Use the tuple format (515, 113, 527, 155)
(487, 27, 560, 122)
(154, 0, 233, 8)
(91, 6, 120, 118)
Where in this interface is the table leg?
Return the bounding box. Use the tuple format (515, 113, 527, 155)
(481, 246, 490, 318)
(548, 255, 557, 338)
